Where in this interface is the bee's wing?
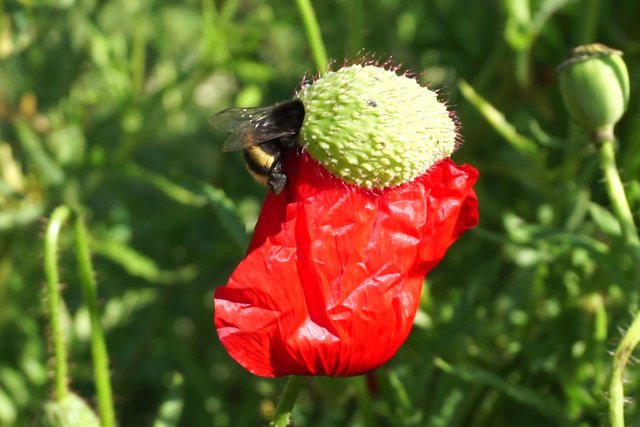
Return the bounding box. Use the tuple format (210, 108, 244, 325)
(210, 106, 297, 152)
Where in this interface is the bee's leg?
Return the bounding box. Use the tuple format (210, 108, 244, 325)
(268, 172, 287, 195)
(267, 158, 287, 195)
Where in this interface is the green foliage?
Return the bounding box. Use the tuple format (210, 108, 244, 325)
(1, 0, 640, 426)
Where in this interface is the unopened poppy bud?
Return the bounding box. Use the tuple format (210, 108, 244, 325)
(40, 394, 101, 427)
(297, 64, 458, 189)
(558, 43, 629, 137)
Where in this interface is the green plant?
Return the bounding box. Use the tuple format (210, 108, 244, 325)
(1, 0, 640, 426)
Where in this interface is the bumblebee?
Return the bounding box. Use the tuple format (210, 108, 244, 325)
(210, 99, 305, 195)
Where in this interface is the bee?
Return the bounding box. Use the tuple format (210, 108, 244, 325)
(210, 99, 305, 195)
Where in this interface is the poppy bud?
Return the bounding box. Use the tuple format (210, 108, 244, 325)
(558, 43, 629, 137)
(298, 64, 458, 189)
(214, 64, 479, 377)
(40, 394, 101, 427)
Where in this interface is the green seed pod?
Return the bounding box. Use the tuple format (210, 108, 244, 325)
(558, 43, 629, 136)
(297, 64, 458, 189)
(40, 394, 101, 427)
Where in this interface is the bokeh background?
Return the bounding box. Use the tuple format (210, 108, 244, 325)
(2, 0, 640, 426)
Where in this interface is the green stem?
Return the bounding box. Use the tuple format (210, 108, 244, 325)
(201, 0, 228, 65)
(346, 0, 363, 55)
(458, 80, 538, 155)
(131, 18, 147, 95)
(269, 376, 307, 427)
(610, 313, 640, 427)
(596, 137, 640, 247)
(0, 233, 15, 328)
(592, 293, 608, 390)
(514, 49, 530, 90)
(294, 0, 328, 72)
(596, 133, 640, 427)
(44, 205, 72, 401)
(354, 376, 376, 427)
(74, 216, 117, 427)
(577, 0, 601, 44)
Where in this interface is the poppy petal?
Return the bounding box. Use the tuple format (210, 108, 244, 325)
(215, 153, 479, 377)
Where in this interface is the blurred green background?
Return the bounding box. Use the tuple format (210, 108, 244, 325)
(2, 0, 640, 426)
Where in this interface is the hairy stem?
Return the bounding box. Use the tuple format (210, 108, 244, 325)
(578, 0, 601, 44)
(44, 205, 72, 401)
(269, 376, 307, 427)
(596, 137, 640, 247)
(75, 216, 117, 427)
(295, 0, 328, 72)
(597, 134, 640, 427)
(610, 313, 640, 427)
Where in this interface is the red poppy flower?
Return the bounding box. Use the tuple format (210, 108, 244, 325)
(214, 152, 478, 377)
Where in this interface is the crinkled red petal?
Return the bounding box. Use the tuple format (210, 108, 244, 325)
(214, 152, 479, 377)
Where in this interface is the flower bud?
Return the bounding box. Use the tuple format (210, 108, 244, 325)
(40, 394, 101, 427)
(558, 43, 629, 136)
(297, 64, 458, 189)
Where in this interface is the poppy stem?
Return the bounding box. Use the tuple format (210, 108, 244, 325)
(596, 135, 640, 427)
(595, 137, 640, 248)
(270, 375, 307, 427)
(74, 215, 117, 427)
(294, 0, 328, 72)
(610, 313, 640, 427)
(44, 205, 72, 402)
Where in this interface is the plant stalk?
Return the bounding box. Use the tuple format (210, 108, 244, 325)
(610, 313, 640, 427)
(269, 376, 307, 427)
(596, 137, 640, 248)
(44, 205, 72, 401)
(295, 0, 328, 72)
(578, 0, 601, 45)
(596, 133, 640, 427)
(74, 215, 117, 427)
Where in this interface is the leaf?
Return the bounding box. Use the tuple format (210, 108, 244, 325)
(0, 203, 43, 231)
(91, 239, 198, 285)
(15, 121, 64, 186)
(588, 202, 622, 237)
(434, 358, 572, 424)
(123, 164, 249, 249)
(197, 182, 250, 249)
